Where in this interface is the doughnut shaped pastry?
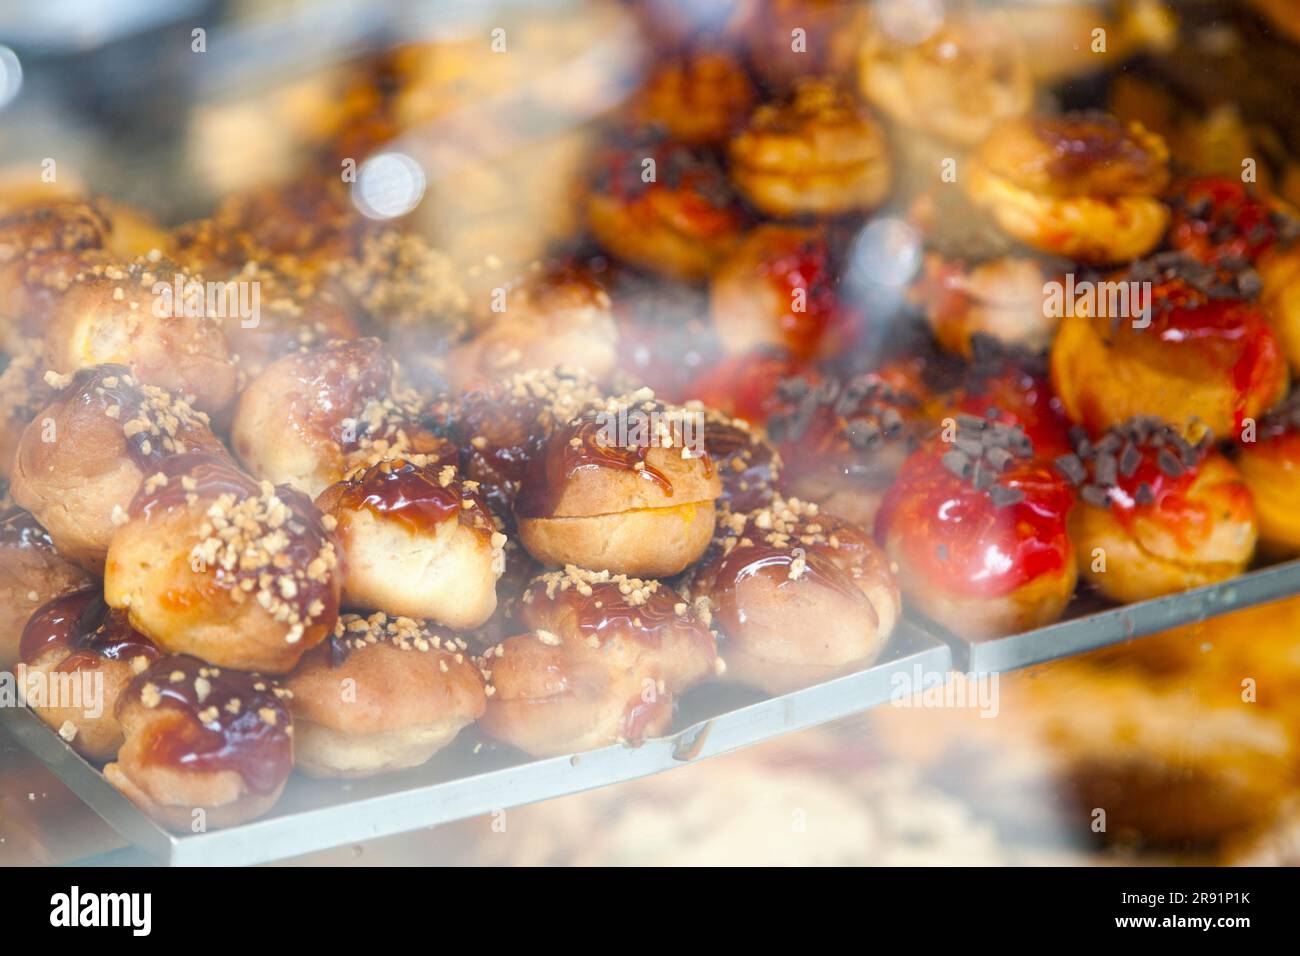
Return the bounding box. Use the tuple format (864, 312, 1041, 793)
(19, 589, 161, 761)
(910, 254, 1061, 358)
(587, 133, 747, 280)
(764, 373, 921, 531)
(875, 420, 1078, 639)
(41, 254, 238, 414)
(702, 407, 781, 514)
(478, 567, 718, 756)
(858, 12, 1031, 147)
(447, 265, 618, 390)
(316, 458, 505, 629)
(104, 452, 343, 673)
(728, 79, 891, 218)
(1049, 255, 1288, 437)
(10, 365, 228, 572)
(1235, 393, 1300, 557)
(966, 113, 1170, 264)
(631, 50, 755, 144)
(0, 201, 110, 349)
(1055, 418, 1255, 603)
(0, 338, 57, 478)
(286, 613, 486, 778)
(105, 655, 294, 831)
(231, 337, 452, 498)
(710, 225, 848, 360)
(689, 496, 899, 694)
(0, 508, 94, 669)
(514, 389, 721, 576)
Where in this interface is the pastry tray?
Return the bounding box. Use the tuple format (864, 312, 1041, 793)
(0, 621, 951, 866)
(8, 560, 1300, 865)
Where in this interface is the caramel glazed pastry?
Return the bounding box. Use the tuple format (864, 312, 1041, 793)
(286, 613, 486, 778)
(478, 567, 719, 757)
(106, 654, 294, 831)
(686, 495, 900, 695)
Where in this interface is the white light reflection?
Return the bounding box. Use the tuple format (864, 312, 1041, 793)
(873, 0, 946, 45)
(0, 46, 23, 111)
(352, 152, 427, 220)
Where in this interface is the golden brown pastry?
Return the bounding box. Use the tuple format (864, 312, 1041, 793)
(0, 338, 57, 478)
(105, 655, 294, 831)
(966, 113, 1170, 264)
(875, 419, 1078, 639)
(1055, 417, 1256, 603)
(104, 452, 342, 674)
(728, 78, 891, 218)
(9, 365, 228, 572)
(477, 567, 718, 756)
(40, 254, 238, 414)
(315, 458, 505, 629)
(688, 496, 899, 694)
(18, 589, 161, 761)
(1050, 255, 1288, 437)
(0, 507, 94, 669)
(514, 389, 721, 576)
(631, 50, 755, 144)
(1235, 391, 1300, 556)
(858, 10, 1031, 147)
(286, 613, 487, 778)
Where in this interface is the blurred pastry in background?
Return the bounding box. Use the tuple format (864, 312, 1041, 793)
(1235, 391, 1300, 556)
(630, 50, 755, 144)
(966, 113, 1170, 264)
(730, 0, 869, 90)
(729, 78, 891, 218)
(0, 507, 94, 670)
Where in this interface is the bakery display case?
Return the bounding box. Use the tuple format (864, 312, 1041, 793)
(2, 0, 1300, 869)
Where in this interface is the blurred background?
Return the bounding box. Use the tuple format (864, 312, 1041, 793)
(3, 0, 1300, 865)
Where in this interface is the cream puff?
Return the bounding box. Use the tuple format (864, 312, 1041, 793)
(0, 508, 94, 669)
(728, 78, 891, 218)
(1055, 417, 1256, 604)
(1050, 254, 1288, 437)
(630, 50, 756, 144)
(875, 419, 1078, 639)
(0, 338, 57, 478)
(231, 337, 453, 498)
(688, 496, 899, 694)
(40, 254, 238, 415)
(286, 612, 486, 778)
(587, 132, 747, 280)
(858, 9, 1031, 147)
(477, 566, 718, 756)
(315, 458, 505, 629)
(1235, 391, 1300, 557)
(966, 113, 1171, 264)
(446, 265, 618, 391)
(514, 389, 721, 576)
(703, 406, 782, 514)
(710, 224, 850, 361)
(104, 452, 342, 674)
(18, 589, 161, 761)
(9, 364, 228, 572)
(105, 654, 294, 830)
(764, 372, 922, 531)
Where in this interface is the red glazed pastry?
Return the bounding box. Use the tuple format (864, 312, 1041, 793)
(875, 418, 1078, 639)
(1053, 417, 1255, 603)
(1234, 392, 1300, 557)
(1050, 254, 1288, 438)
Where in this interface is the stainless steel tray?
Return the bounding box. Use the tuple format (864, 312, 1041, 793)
(922, 558, 1300, 673)
(0, 622, 950, 866)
